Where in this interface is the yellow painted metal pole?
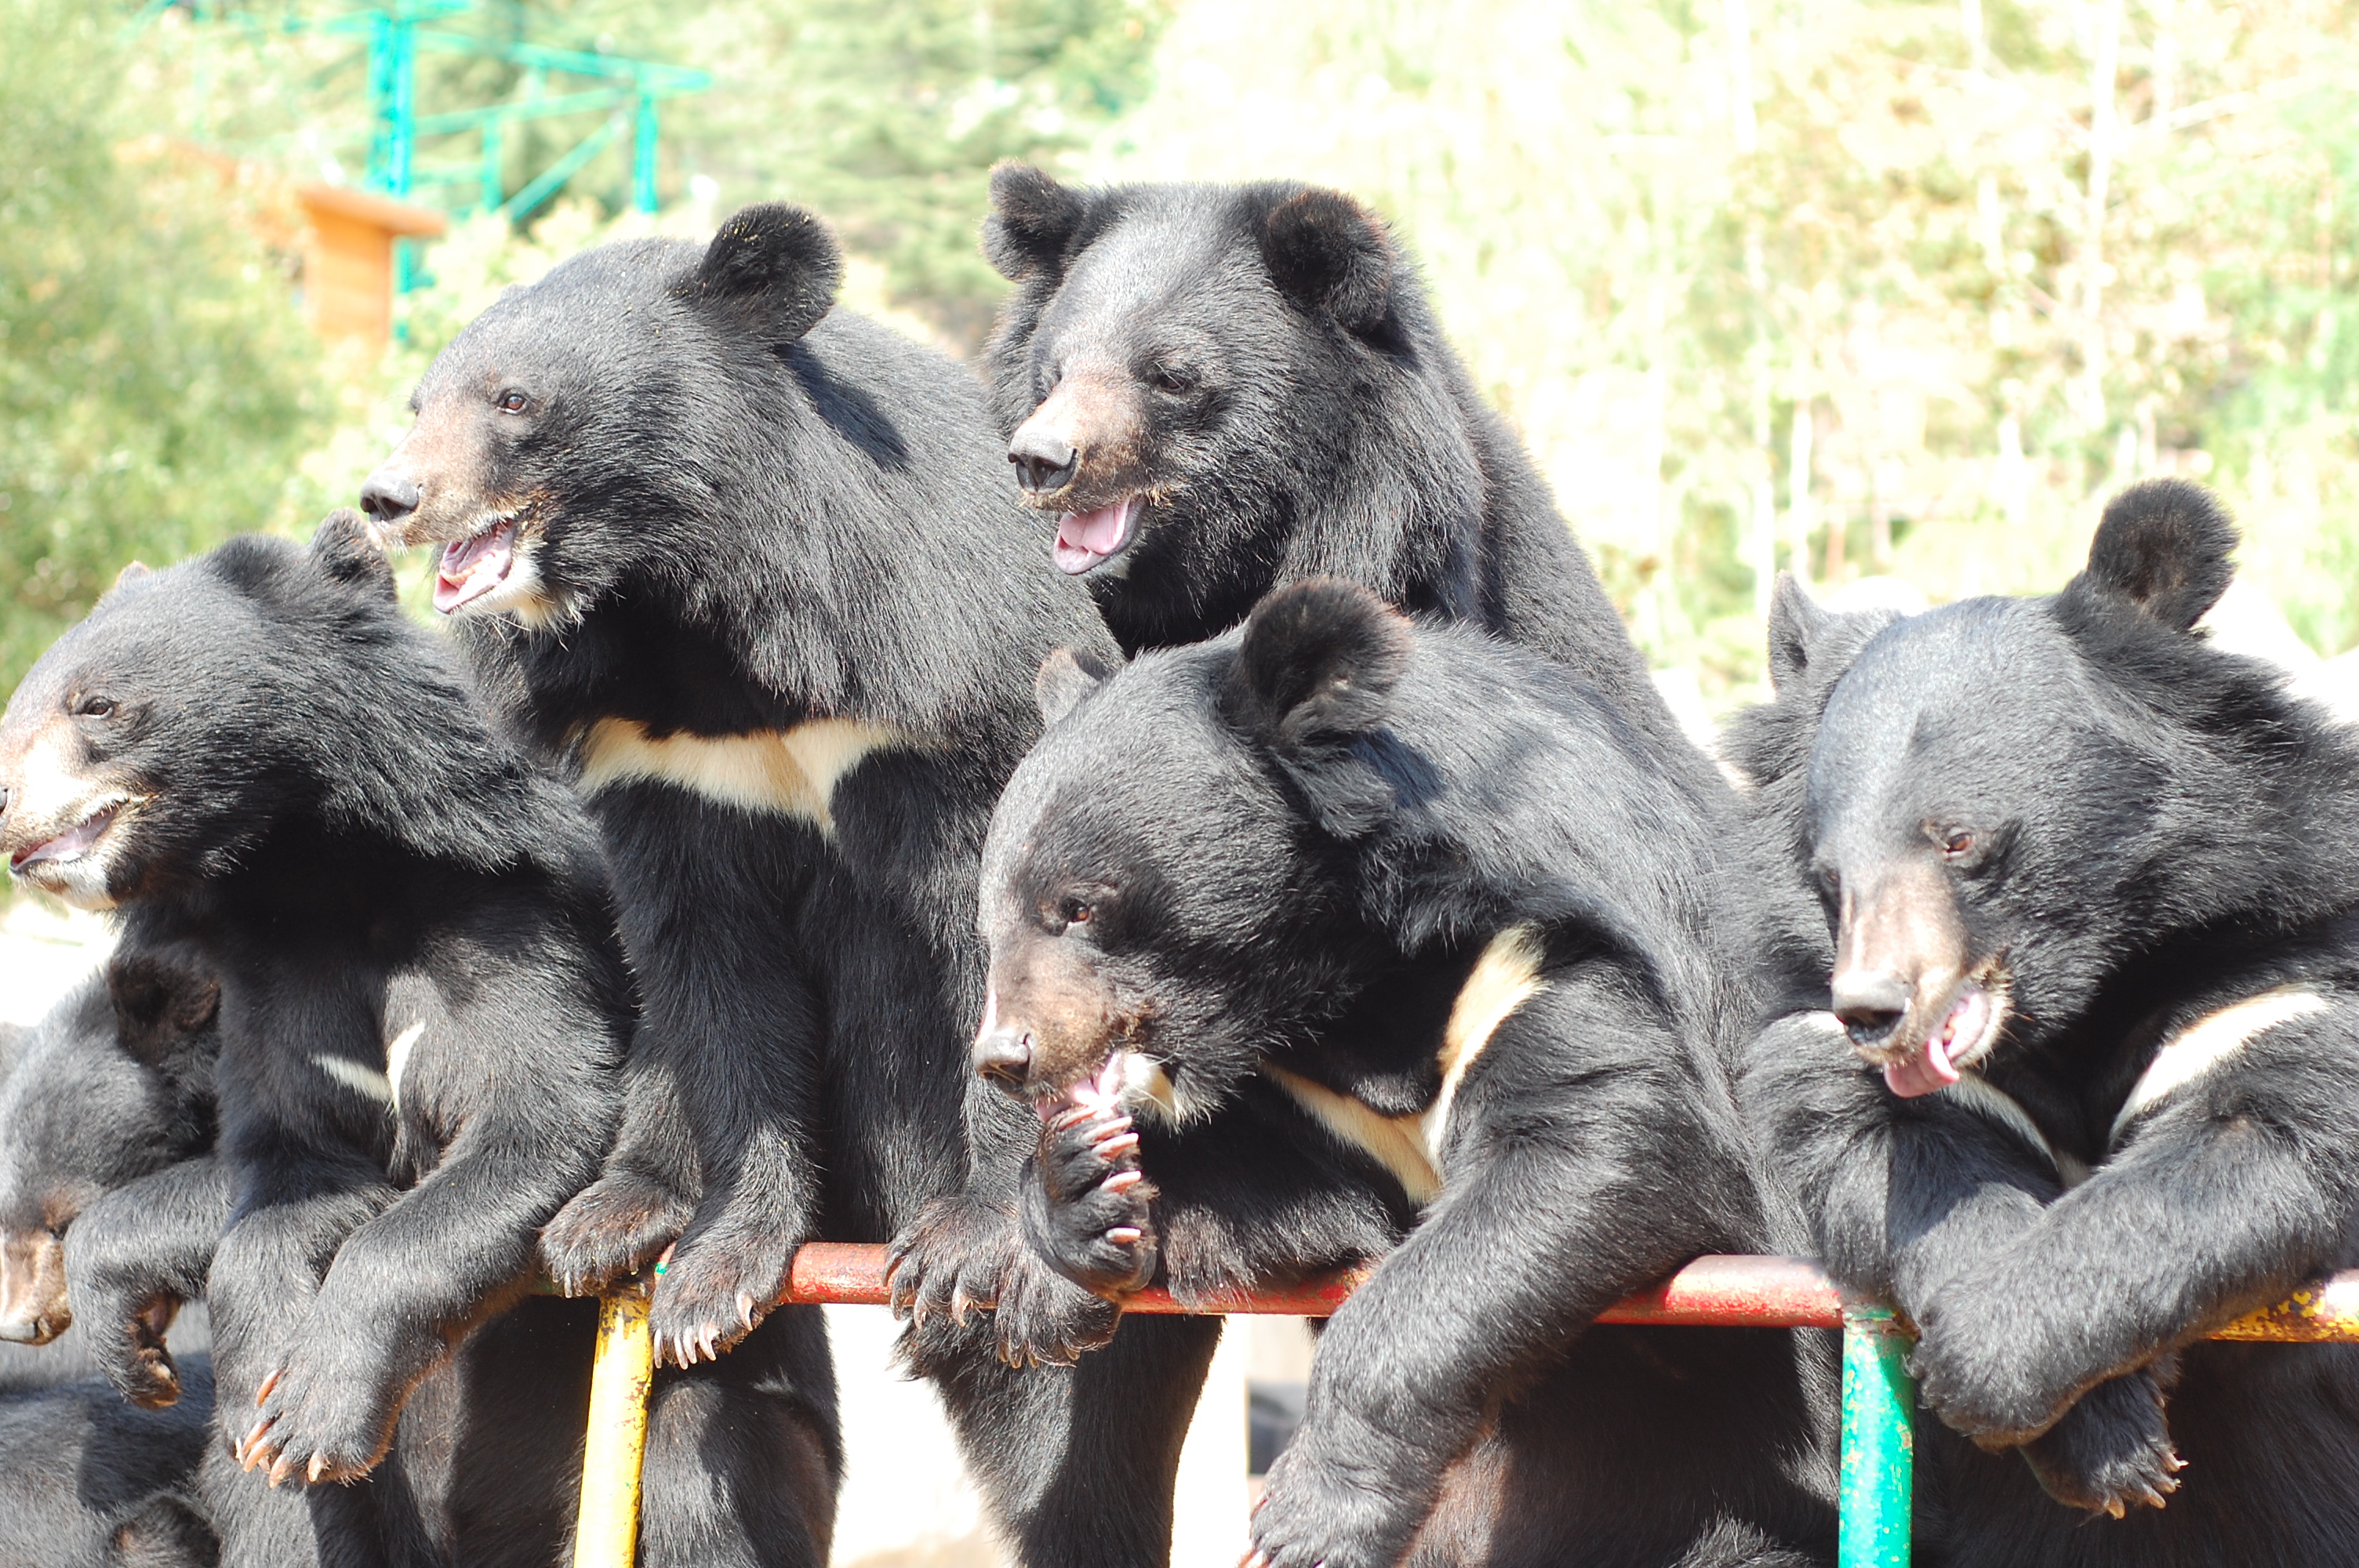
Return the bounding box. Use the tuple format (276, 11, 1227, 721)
(572, 1284, 655, 1568)
(2216, 1273, 2359, 1341)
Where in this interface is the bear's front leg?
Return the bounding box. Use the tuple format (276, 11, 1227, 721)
(889, 1188, 1124, 1370)
(1022, 1098, 1158, 1299)
(65, 1156, 232, 1409)
(1250, 975, 1734, 1568)
(540, 1077, 700, 1298)
(1908, 1096, 2340, 1450)
(2016, 1362, 2183, 1517)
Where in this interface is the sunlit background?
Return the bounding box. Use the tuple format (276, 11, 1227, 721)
(7, 0, 2358, 706)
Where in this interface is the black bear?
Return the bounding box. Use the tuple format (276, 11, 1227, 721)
(0, 1367, 220, 1568)
(976, 166, 1700, 762)
(0, 945, 224, 1400)
(0, 933, 599, 1568)
(355, 205, 1212, 1567)
(1742, 479, 2359, 1563)
(895, 579, 1838, 1566)
(0, 950, 224, 1568)
(0, 517, 646, 1566)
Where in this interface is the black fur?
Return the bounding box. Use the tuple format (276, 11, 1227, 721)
(0, 948, 219, 1380)
(1740, 480, 2359, 1562)
(979, 166, 1696, 770)
(0, 517, 637, 1563)
(0, 1366, 218, 1568)
(912, 580, 1839, 1566)
(358, 205, 1212, 1568)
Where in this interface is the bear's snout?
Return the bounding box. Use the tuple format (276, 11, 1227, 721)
(359, 464, 423, 529)
(1831, 967, 1911, 1049)
(1008, 427, 1079, 496)
(0, 1227, 69, 1345)
(1007, 365, 1148, 510)
(972, 1023, 1034, 1091)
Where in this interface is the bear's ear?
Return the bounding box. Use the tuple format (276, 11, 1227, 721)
(107, 951, 220, 1067)
(310, 510, 398, 603)
(983, 162, 1089, 282)
(1222, 579, 1412, 837)
(1259, 188, 1396, 338)
(2066, 479, 2238, 633)
(1766, 572, 1833, 696)
(112, 561, 152, 593)
(1035, 646, 1112, 728)
(692, 203, 842, 343)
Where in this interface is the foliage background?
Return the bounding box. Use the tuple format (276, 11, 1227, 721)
(6, 0, 2359, 704)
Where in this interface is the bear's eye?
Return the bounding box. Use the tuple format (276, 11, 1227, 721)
(74, 696, 114, 719)
(495, 390, 529, 414)
(1060, 898, 1092, 928)
(1149, 366, 1196, 396)
(1939, 829, 1975, 859)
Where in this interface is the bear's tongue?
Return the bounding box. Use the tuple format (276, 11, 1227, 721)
(1052, 498, 1140, 575)
(1883, 987, 1986, 1098)
(434, 521, 518, 615)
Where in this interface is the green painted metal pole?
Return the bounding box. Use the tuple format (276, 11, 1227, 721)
(1839, 1304, 1914, 1567)
(632, 89, 660, 213)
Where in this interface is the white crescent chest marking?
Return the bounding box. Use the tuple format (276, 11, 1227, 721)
(312, 1054, 394, 1108)
(575, 717, 906, 835)
(1945, 1072, 2091, 1189)
(310, 1022, 424, 1113)
(383, 1022, 424, 1112)
(1265, 925, 1548, 1210)
(2110, 985, 2331, 1147)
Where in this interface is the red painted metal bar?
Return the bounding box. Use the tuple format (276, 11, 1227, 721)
(777, 1243, 1846, 1325)
(776, 1243, 2359, 1338)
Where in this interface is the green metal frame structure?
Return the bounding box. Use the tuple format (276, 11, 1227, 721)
(141, 2, 711, 286)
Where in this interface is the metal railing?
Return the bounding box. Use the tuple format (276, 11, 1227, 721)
(567, 1248, 2359, 1568)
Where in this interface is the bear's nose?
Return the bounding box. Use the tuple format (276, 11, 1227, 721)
(1832, 968, 1912, 1050)
(1007, 426, 1079, 495)
(359, 466, 421, 526)
(972, 1027, 1034, 1091)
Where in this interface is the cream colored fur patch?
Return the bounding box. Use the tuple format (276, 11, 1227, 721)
(1264, 925, 1548, 1210)
(2110, 985, 2331, 1145)
(313, 1054, 394, 1107)
(576, 717, 904, 833)
(383, 1022, 423, 1112)
(1946, 1072, 2090, 1189)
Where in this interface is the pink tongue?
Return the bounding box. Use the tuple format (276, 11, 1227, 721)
(1882, 1030, 1959, 1098)
(433, 524, 516, 614)
(1051, 499, 1135, 575)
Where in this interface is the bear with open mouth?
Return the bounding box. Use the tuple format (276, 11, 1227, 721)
(1740, 480, 2359, 1563)
(976, 166, 1711, 779)
(0, 516, 660, 1564)
(357, 200, 1220, 1568)
(893, 578, 1841, 1567)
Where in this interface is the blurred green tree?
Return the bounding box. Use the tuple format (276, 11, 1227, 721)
(0, 0, 324, 691)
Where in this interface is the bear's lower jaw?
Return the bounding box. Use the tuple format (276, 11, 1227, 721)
(1881, 978, 2004, 1098)
(434, 519, 521, 613)
(8, 797, 131, 908)
(1051, 496, 1143, 575)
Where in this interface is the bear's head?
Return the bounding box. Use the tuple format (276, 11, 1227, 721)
(983, 165, 1423, 586)
(971, 579, 1412, 1119)
(1805, 480, 2275, 1096)
(0, 946, 219, 1345)
(358, 203, 844, 626)
(0, 514, 522, 909)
